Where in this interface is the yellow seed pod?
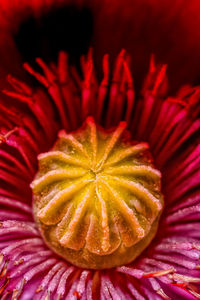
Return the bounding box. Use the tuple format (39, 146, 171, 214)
(31, 117, 163, 269)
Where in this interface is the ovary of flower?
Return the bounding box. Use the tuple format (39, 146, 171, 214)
(31, 117, 163, 269)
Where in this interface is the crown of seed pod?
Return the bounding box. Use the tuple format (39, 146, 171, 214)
(31, 117, 163, 269)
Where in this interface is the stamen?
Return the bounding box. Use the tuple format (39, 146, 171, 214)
(82, 57, 93, 119)
(23, 62, 49, 88)
(7, 74, 32, 95)
(106, 50, 126, 127)
(96, 54, 109, 122)
(12, 278, 26, 300)
(123, 60, 135, 123)
(152, 64, 167, 96)
(58, 51, 68, 84)
(143, 268, 174, 278)
(0, 277, 10, 295)
(0, 128, 18, 144)
(0, 260, 8, 278)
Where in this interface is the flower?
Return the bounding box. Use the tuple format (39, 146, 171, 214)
(0, 1, 200, 299)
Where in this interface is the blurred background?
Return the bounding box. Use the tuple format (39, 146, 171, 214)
(0, 0, 199, 94)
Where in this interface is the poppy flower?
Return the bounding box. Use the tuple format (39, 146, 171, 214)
(0, 1, 200, 299)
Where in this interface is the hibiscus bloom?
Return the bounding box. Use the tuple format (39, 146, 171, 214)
(0, 1, 200, 299)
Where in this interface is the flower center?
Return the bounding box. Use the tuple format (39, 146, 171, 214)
(31, 117, 163, 269)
